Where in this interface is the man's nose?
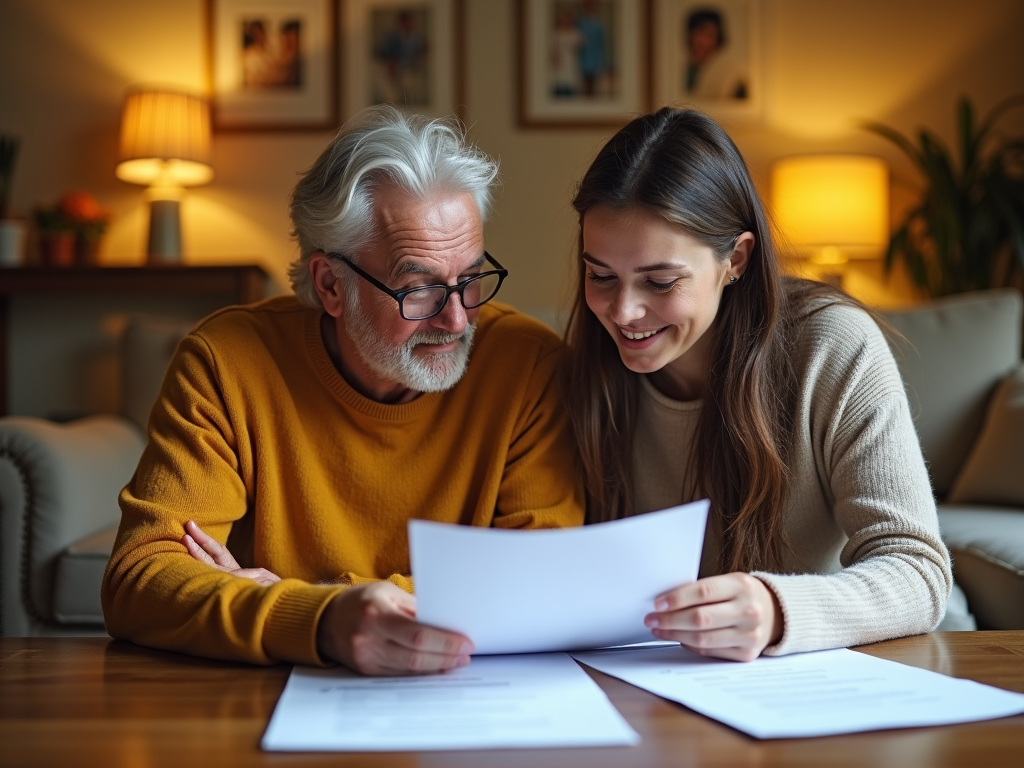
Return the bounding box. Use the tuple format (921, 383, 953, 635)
(431, 290, 468, 334)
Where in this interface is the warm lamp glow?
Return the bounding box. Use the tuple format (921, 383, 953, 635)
(771, 155, 888, 264)
(116, 88, 213, 188)
(115, 87, 213, 262)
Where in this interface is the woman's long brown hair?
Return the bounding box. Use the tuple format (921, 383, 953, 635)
(564, 107, 845, 574)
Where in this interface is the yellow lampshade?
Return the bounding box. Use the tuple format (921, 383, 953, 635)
(771, 155, 888, 263)
(116, 87, 213, 188)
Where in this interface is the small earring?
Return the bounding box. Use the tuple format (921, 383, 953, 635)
(729, 275, 737, 284)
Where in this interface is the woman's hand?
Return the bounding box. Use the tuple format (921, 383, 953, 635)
(182, 519, 281, 586)
(645, 573, 783, 661)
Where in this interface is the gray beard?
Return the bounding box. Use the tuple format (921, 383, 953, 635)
(345, 300, 476, 392)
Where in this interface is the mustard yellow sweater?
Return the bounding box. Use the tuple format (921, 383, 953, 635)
(102, 297, 584, 665)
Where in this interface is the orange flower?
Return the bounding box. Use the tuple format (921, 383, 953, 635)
(59, 192, 107, 222)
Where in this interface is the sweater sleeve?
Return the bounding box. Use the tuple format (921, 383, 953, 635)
(101, 334, 344, 666)
(754, 307, 952, 655)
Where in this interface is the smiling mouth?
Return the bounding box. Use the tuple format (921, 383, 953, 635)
(620, 327, 664, 341)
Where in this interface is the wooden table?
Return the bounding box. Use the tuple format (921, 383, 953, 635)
(2, 632, 1022, 767)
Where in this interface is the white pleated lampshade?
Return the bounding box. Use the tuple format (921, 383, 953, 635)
(116, 87, 213, 187)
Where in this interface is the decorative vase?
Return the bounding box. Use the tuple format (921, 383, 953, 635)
(0, 218, 26, 267)
(40, 231, 76, 267)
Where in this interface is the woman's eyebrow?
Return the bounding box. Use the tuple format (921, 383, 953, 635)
(635, 262, 689, 273)
(582, 253, 690, 273)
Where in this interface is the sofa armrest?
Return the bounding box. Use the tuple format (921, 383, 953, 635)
(0, 415, 145, 636)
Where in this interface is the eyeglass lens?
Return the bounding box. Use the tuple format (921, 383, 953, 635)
(402, 271, 503, 320)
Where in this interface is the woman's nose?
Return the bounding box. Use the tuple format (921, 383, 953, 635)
(609, 286, 645, 325)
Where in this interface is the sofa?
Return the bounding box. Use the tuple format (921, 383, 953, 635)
(882, 289, 1024, 630)
(1, 291, 1022, 636)
(0, 315, 193, 636)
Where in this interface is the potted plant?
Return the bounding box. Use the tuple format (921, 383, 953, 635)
(863, 95, 1024, 296)
(60, 192, 112, 265)
(33, 201, 77, 267)
(33, 192, 112, 267)
(0, 134, 26, 266)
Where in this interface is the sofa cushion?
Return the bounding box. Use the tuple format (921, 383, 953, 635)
(52, 525, 117, 625)
(937, 505, 1024, 629)
(882, 290, 1022, 496)
(949, 364, 1024, 506)
(121, 315, 197, 431)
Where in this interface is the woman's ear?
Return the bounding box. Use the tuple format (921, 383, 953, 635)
(309, 252, 345, 318)
(729, 231, 755, 280)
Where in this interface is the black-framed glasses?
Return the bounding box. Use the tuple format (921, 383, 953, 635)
(324, 250, 508, 321)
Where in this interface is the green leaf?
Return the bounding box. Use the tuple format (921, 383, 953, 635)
(990, 178, 1024, 274)
(957, 97, 976, 179)
(861, 120, 924, 168)
(975, 94, 1024, 149)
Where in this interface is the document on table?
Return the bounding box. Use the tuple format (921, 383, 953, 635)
(571, 645, 1024, 738)
(261, 653, 639, 751)
(410, 500, 708, 655)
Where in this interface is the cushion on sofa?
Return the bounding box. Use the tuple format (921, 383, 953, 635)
(949, 363, 1024, 506)
(937, 505, 1024, 629)
(52, 525, 118, 624)
(882, 289, 1022, 496)
(121, 315, 197, 431)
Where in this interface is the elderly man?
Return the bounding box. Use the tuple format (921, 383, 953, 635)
(101, 106, 583, 675)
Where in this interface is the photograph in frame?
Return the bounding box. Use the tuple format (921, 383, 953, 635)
(207, 0, 338, 131)
(518, 0, 647, 128)
(650, 0, 762, 120)
(342, 0, 464, 121)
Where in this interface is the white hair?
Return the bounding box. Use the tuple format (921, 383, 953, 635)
(288, 105, 499, 307)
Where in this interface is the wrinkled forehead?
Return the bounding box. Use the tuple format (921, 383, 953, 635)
(368, 183, 485, 280)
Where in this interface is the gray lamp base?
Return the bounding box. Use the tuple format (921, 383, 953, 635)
(147, 199, 182, 263)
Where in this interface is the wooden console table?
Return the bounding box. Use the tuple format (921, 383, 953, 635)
(0, 265, 269, 416)
(1, 632, 1022, 767)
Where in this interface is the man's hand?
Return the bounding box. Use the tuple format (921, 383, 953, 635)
(645, 573, 784, 662)
(182, 519, 281, 586)
(316, 582, 474, 676)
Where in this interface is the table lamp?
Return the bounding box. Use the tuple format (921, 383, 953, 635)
(770, 155, 888, 285)
(115, 87, 213, 263)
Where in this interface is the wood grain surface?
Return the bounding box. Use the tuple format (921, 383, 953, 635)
(2, 631, 1022, 767)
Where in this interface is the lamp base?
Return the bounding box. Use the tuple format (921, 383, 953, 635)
(147, 199, 182, 263)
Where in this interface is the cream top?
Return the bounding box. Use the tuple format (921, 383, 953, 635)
(632, 302, 952, 655)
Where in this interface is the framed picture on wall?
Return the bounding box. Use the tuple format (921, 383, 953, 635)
(341, 0, 465, 122)
(650, 0, 762, 120)
(206, 0, 339, 131)
(518, 0, 648, 128)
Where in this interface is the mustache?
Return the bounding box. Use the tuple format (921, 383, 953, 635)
(408, 329, 473, 347)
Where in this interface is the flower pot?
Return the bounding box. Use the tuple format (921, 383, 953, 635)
(39, 231, 76, 267)
(0, 218, 26, 266)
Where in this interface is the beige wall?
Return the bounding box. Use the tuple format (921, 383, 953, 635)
(2, 0, 1023, 319)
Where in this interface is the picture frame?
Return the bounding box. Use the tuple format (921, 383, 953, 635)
(650, 0, 762, 121)
(518, 0, 648, 129)
(206, 0, 339, 132)
(341, 0, 465, 122)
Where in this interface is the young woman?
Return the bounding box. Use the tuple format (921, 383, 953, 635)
(564, 107, 951, 661)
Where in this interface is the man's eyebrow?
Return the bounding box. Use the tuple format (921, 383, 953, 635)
(393, 253, 487, 278)
(394, 261, 436, 277)
(581, 252, 690, 274)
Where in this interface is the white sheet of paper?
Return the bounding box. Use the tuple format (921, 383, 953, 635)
(410, 500, 709, 655)
(571, 645, 1024, 738)
(261, 653, 639, 751)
